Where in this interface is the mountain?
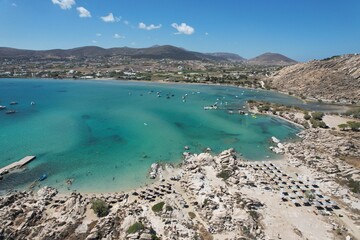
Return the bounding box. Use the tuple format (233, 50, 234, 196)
(266, 54, 360, 103)
(0, 45, 223, 61)
(206, 52, 246, 62)
(248, 52, 297, 65)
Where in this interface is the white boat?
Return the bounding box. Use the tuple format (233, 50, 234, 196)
(0, 105, 6, 110)
(30, 101, 36, 105)
(203, 105, 218, 110)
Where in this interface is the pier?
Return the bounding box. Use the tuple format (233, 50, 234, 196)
(0, 156, 36, 176)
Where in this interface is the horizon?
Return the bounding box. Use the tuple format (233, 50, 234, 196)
(0, 0, 359, 61)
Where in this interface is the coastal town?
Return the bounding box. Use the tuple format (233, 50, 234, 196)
(0, 50, 279, 90)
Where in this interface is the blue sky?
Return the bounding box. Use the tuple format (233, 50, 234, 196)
(0, 0, 359, 61)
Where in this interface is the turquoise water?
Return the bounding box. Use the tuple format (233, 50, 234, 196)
(0, 79, 307, 193)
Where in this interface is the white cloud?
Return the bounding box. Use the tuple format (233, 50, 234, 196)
(76, 7, 91, 18)
(96, 33, 102, 37)
(113, 34, 125, 39)
(92, 40, 97, 44)
(51, 0, 75, 10)
(123, 20, 129, 25)
(138, 22, 162, 31)
(131, 42, 136, 46)
(205, 32, 209, 36)
(11, 3, 17, 7)
(171, 23, 195, 35)
(101, 13, 120, 23)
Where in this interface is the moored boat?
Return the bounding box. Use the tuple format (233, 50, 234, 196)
(39, 174, 47, 181)
(0, 105, 6, 110)
(6, 110, 16, 114)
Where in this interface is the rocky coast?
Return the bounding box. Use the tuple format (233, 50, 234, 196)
(1, 123, 360, 240)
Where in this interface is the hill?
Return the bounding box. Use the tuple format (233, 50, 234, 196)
(266, 54, 360, 103)
(206, 52, 246, 62)
(248, 52, 297, 65)
(0, 45, 224, 61)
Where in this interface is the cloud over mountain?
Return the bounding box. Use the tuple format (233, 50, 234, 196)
(171, 23, 194, 35)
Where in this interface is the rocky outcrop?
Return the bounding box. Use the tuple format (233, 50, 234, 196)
(267, 54, 360, 103)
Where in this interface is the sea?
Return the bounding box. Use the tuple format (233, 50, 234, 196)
(0, 79, 343, 193)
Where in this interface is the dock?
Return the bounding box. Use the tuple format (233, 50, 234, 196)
(0, 156, 36, 176)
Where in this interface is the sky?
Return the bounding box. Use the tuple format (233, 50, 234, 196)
(0, 0, 359, 61)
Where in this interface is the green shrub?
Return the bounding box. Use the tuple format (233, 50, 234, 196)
(348, 179, 360, 193)
(318, 121, 328, 128)
(127, 222, 144, 234)
(304, 190, 315, 201)
(216, 170, 232, 180)
(304, 114, 311, 120)
(311, 112, 324, 120)
(152, 202, 165, 212)
(91, 199, 109, 217)
(310, 119, 327, 128)
(344, 107, 360, 119)
(188, 212, 196, 219)
(310, 119, 319, 128)
(338, 123, 349, 130)
(166, 205, 173, 211)
(302, 121, 310, 129)
(347, 121, 360, 131)
(249, 210, 260, 220)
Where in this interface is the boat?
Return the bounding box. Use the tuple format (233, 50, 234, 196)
(30, 101, 36, 105)
(6, 110, 16, 114)
(203, 105, 218, 110)
(0, 105, 6, 110)
(10, 102, 18, 105)
(39, 174, 47, 181)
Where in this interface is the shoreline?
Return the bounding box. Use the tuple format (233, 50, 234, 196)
(1, 141, 359, 239)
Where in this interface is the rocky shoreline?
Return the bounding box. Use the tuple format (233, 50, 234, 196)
(1, 126, 359, 239)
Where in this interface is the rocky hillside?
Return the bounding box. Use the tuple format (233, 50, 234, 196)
(248, 52, 297, 65)
(267, 54, 360, 103)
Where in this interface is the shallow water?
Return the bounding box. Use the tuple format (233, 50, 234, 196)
(0, 79, 321, 193)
